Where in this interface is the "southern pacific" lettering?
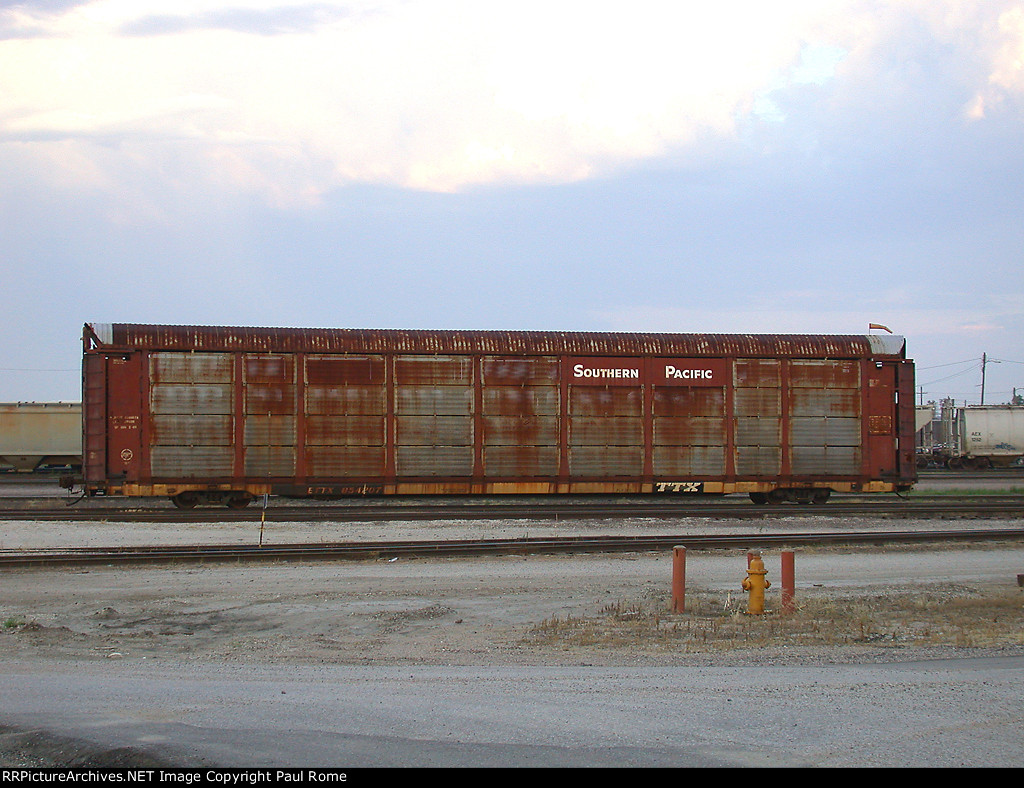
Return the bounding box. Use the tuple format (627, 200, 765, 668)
(664, 365, 715, 380)
(573, 364, 640, 379)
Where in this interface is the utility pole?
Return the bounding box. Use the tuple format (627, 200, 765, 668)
(980, 353, 1001, 405)
(981, 353, 987, 405)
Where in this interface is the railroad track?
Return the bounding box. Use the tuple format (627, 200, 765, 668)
(2, 495, 1023, 522)
(917, 468, 1024, 479)
(2, 527, 1023, 569)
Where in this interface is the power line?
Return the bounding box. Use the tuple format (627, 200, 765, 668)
(917, 359, 979, 370)
(0, 368, 78, 373)
(920, 364, 981, 388)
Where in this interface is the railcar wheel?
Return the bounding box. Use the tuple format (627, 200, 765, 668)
(225, 493, 253, 509)
(812, 489, 831, 504)
(749, 492, 769, 505)
(793, 489, 815, 504)
(172, 492, 200, 509)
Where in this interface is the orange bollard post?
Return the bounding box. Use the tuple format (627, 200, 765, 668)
(672, 546, 686, 613)
(781, 550, 795, 614)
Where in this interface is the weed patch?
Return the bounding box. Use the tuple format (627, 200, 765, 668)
(524, 586, 1024, 653)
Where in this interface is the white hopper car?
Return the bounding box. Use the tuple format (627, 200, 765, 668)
(0, 402, 82, 472)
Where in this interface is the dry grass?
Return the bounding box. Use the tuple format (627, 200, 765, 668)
(524, 585, 1024, 653)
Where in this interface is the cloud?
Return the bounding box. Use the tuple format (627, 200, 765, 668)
(1, 0, 1023, 210)
(119, 3, 357, 37)
(966, 4, 1024, 118)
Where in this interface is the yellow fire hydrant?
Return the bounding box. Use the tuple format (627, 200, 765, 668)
(742, 553, 771, 614)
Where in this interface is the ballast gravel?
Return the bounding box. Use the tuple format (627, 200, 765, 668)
(0, 507, 1022, 767)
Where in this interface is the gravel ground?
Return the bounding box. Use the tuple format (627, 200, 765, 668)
(1, 506, 1022, 665)
(2, 529, 1022, 666)
(1, 502, 1023, 767)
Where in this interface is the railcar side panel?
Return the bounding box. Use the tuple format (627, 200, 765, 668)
(958, 407, 1024, 463)
(77, 325, 916, 502)
(0, 402, 83, 472)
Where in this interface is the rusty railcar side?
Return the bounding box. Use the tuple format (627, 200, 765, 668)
(75, 323, 916, 507)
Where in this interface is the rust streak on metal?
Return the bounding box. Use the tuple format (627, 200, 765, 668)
(100, 325, 905, 359)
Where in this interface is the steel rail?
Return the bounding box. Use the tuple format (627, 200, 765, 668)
(1, 528, 1023, 569)
(917, 469, 1024, 479)
(2, 496, 1023, 522)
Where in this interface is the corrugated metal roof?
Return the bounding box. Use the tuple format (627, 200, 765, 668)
(86, 323, 907, 359)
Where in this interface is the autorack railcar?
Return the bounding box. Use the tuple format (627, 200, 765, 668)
(68, 323, 917, 507)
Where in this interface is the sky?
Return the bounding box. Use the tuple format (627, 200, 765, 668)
(1, 0, 1022, 407)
